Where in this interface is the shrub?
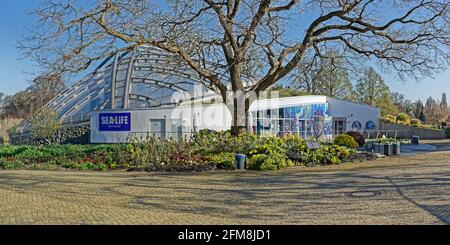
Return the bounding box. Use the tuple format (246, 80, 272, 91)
(383, 114, 396, 123)
(191, 130, 256, 154)
(247, 136, 290, 170)
(345, 131, 365, 147)
(321, 145, 352, 162)
(77, 162, 96, 171)
(205, 152, 236, 169)
(410, 118, 421, 126)
(334, 134, 359, 149)
(396, 113, 410, 124)
(0, 158, 26, 169)
(284, 135, 310, 164)
(0, 130, 360, 172)
(248, 152, 293, 171)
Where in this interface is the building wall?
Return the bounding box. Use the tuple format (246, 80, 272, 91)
(326, 97, 380, 131)
(90, 96, 381, 143)
(248, 96, 380, 137)
(90, 104, 232, 143)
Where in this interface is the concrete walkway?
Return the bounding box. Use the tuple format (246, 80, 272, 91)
(400, 143, 437, 155)
(0, 149, 449, 224)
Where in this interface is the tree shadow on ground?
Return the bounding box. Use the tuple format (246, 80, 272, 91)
(0, 165, 449, 224)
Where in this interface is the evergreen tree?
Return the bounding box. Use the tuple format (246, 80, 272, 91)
(412, 100, 425, 122)
(441, 93, 448, 109)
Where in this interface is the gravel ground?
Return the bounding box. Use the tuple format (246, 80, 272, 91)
(0, 148, 449, 224)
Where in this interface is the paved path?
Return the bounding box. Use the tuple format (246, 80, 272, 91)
(0, 150, 449, 224)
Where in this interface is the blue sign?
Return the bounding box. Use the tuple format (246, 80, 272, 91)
(365, 120, 376, 130)
(99, 112, 131, 131)
(352, 121, 362, 130)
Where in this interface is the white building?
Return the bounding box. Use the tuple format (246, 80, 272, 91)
(90, 95, 380, 143)
(14, 46, 380, 143)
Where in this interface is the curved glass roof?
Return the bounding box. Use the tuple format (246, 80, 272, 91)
(19, 46, 231, 132)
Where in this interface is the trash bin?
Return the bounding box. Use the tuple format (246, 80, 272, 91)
(383, 144, 392, 156)
(392, 142, 401, 155)
(411, 136, 419, 145)
(235, 154, 247, 170)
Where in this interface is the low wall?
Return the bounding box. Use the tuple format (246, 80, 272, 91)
(9, 125, 90, 145)
(380, 121, 449, 139)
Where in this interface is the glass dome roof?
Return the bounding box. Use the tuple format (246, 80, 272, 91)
(19, 46, 229, 132)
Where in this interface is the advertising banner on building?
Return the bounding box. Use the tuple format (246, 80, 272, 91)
(99, 112, 131, 131)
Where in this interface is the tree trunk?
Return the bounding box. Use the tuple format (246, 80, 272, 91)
(227, 94, 254, 136)
(229, 96, 248, 136)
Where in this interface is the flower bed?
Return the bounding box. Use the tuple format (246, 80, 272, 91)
(0, 130, 358, 172)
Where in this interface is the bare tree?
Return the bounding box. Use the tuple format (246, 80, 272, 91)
(30, 73, 66, 109)
(424, 96, 449, 125)
(312, 116, 326, 141)
(20, 0, 450, 134)
(289, 59, 321, 94)
(0, 74, 65, 120)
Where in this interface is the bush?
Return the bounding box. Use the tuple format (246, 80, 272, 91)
(383, 114, 396, 123)
(247, 136, 291, 171)
(191, 130, 256, 154)
(320, 145, 352, 163)
(0, 158, 26, 169)
(396, 113, 410, 124)
(205, 152, 236, 169)
(345, 131, 365, 147)
(334, 134, 359, 149)
(248, 152, 293, 171)
(410, 118, 421, 126)
(284, 135, 310, 164)
(0, 130, 360, 172)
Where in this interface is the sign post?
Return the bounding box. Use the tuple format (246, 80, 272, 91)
(305, 140, 321, 166)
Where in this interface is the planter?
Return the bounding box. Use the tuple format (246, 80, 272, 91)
(383, 144, 392, 156)
(411, 135, 420, 145)
(366, 142, 374, 152)
(392, 143, 401, 155)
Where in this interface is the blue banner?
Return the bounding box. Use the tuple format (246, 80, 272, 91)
(99, 112, 131, 131)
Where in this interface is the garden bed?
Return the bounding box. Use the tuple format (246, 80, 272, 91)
(0, 130, 365, 172)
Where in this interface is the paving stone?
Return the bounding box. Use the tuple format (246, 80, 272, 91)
(0, 150, 449, 224)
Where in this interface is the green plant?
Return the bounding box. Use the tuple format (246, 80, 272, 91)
(30, 107, 61, 145)
(246, 136, 290, 170)
(0, 158, 26, 169)
(77, 162, 96, 171)
(284, 135, 310, 164)
(248, 152, 291, 171)
(334, 134, 359, 149)
(345, 131, 365, 147)
(0, 130, 360, 172)
(396, 113, 410, 124)
(205, 152, 236, 169)
(191, 130, 257, 155)
(410, 118, 421, 126)
(383, 114, 396, 123)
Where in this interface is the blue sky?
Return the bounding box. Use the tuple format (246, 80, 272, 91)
(0, 0, 449, 102)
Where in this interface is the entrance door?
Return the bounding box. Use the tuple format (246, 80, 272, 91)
(150, 119, 166, 139)
(333, 118, 346, 136)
